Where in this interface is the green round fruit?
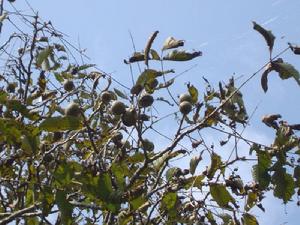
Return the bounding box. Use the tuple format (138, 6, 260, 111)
(179, 101, 192, 115)
(65, 102, 81, 117)
(141, 139, 154, 151)
(6, 83, 16, 93)
(111, 132, 123, 143)
(100, 91, 112, 104)
(179, 93, 192, 103)
(138, 94, 154, 108)
(130, 84, 143, 95)
(122, 108, 137, 127)
(111, 101, 126, 115)
(63, 80, 75, 92)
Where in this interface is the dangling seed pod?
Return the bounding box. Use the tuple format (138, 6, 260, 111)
(111, 101, 126, 115)
(138, 94, 154, 108)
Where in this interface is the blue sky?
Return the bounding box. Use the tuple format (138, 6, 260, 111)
(1, 0, 300, 224)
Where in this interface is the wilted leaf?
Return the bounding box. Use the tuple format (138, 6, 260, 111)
(288, 43, 300, 55)
(144, 31, 159, 66)
(39, 116, 82, 132)
(210, 184, 234, 207)
(163, 50, 202, 61)
(162, 37, 184, 50)
(125, 52, 145, 64)
(0, 12, 8, 23)
(261, 63, 274, 92)
(253, 21, 275, 52)
(262, 114, 281, 129)
(242, 213, 258, 225)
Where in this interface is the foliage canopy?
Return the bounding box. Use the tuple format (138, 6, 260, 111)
(0, 2, 299, 225)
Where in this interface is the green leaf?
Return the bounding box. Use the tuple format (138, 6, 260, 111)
(54, 161, 82, 187)
(207, 153, 222, 179)
(163, 50, 202, 61)
(294, 166, 300, 187)
(272, 167, 295, 203)
(252, 151, 271, 189)
(136, 69, 161, 87)
(242, 213, 258, 225)
(245, 192, 257, 211)
(21, 135, 39, 155)
(189, 155, 201, 175)
(166, 167, 181, 181)
(55, 189, 73, 225)
(114, 88, 128, 100)
(77, 64, 96, 71)
(130, 196, 147, 210)
(36, 47, 53, 68)
(273, 60, 300, 86)
(162, 37, 184, 50)
(39, 116, 82, 132)
(210, 184, 234, 207)
(150, 49, 160, 60)
(253, 21, 275, 52)
(188, 85, 198, 104)
(162, 192, 177, 210)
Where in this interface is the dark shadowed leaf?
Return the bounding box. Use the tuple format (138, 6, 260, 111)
(253, 21, 275, 52)
(261, 63, 274, 92)
(189, 156, 201, 175)
(56, 189, 73, 225)
(272, 167, 295, 203)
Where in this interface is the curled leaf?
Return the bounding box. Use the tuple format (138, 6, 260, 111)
(288, 43, 300, 55)
(261, 63, 274, 92)
(262, 114, 281, 129)
(144, 31, 159, 66)
(253, 21, 275, 52)
(162, 37, 184, 51)
(124, 52, 145, 64)
(163, 50, 202, 61)
(272, 60, 300, 85)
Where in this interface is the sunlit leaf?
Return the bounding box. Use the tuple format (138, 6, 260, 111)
(207, 153, 222, 179)
(163, 50, 202, 61)
(242, 213, 258, 225)
(162, 37, 184, 50)
(210, 184, 234, 207)
(36, 47, 53, 68)
(39, 116, 82, 132)
(188, 84, 198, 104)
(150, 49, 160, 60)
(189, 156, 201, 175)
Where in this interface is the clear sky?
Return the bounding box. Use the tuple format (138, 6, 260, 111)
(1, 0, 300, 224)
